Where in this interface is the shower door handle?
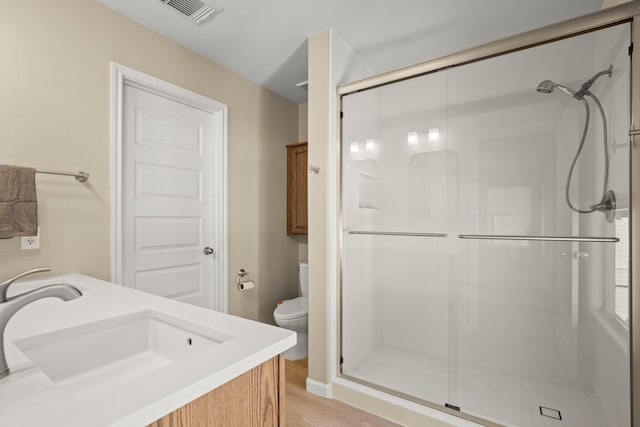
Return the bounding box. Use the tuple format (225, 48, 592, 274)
(573, 251, 590, 259)
(560, 250, 589, 259)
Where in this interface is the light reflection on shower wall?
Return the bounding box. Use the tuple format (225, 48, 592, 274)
(340, 23, 630, 427)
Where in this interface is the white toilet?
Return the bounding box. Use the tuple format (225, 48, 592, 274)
(273, 262, 308, 360)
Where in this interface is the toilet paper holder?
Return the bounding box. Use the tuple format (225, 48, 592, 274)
(237, 269, 255, 291)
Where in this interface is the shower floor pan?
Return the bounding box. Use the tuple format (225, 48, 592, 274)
(344, 345, 605, 427)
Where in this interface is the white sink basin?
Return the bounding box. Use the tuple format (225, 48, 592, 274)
(14, 310, 233, 393)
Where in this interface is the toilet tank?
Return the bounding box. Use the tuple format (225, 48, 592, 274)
(299, 262, 309, 297)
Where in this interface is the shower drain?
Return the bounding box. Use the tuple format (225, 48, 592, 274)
(539, 406, 562, 421)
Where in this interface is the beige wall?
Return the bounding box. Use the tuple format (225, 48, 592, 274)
(308, 29, 375, 388)
(0, 0, 299, 324)
(298, 103, 309, 142)
(602, 0, 631, 8)
(296, 102, 309, 263)
(307, 31, 331, 385)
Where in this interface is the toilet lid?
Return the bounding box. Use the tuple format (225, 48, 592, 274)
(274, 297, 308, 320)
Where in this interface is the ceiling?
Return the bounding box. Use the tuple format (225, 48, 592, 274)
(98, 0, 604, 104)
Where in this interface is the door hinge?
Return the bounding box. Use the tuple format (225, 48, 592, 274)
(445, 403, 460, 411)
(340, 355, 344, 364)
(340, 111, 344, 119)
(629, 43, 634, 56)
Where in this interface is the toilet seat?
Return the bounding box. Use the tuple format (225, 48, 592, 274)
(274, 297, 308, 320)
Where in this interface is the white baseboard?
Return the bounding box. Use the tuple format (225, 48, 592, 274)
(306, 378, 333, 397)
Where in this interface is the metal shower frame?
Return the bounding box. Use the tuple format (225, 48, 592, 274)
(336, 2, 640, 426)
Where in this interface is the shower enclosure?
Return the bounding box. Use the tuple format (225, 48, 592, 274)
(339, 17, 633, 427)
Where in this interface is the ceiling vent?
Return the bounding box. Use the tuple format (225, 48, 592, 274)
(160, 0, 223, 25)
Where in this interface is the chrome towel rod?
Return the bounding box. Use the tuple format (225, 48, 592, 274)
(348, 231, 448, 238)
(458, 234, 619, 243)
(36, 169, 89, 183)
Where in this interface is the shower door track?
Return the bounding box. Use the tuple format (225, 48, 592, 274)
(338, 373, 506, 427)
(458, 234, 619, 243)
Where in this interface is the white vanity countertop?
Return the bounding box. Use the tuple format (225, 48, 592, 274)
(0, 274, 296, 427)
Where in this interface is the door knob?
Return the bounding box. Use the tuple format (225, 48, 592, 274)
(203, 246, 215, 256)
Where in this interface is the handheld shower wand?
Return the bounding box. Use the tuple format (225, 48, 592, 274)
(535, 65, 615, 222)
(536, 80, 576, 97)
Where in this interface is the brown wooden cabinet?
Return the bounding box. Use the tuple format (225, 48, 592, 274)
(148, 355, 285, 427)
(286, 142, 308, 235)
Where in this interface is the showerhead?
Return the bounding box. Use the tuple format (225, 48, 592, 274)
(536, 80, 577, 98)
(536, 80, 555, 94)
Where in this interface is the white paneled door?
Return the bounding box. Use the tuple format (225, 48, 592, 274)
(121, 83, 219, 309)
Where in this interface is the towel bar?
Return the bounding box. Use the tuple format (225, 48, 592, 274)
(35, 169, 89, 183)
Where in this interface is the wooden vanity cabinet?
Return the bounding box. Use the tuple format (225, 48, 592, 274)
(148, 355, 285, 427)
(286, 142, 308, 235)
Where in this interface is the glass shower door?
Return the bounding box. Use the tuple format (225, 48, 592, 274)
(449, 23, 631, 427)
(340, 68, 453, 407)
(339, 19, 632, 427)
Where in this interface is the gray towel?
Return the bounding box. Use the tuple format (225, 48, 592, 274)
(0, 165, 37, 239)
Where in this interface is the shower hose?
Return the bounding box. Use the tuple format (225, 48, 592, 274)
(565, 93, 609, 214)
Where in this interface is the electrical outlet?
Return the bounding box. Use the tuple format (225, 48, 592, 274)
(21, 226, 40, 250)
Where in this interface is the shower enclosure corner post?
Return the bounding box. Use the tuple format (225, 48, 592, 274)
(337, 92, 345, 381)
(630, 15, 640, 427)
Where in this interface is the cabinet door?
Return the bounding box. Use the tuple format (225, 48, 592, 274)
(147, 356, 283, 427)
(287, 143, 308, 235)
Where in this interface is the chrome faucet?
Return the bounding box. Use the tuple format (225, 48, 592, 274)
(0, 283, 82, 378)
(0, 267, 51, 302)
